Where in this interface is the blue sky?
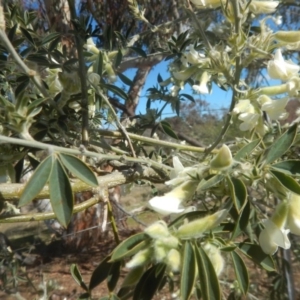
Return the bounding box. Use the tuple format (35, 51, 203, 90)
(120, 60, 233, 119)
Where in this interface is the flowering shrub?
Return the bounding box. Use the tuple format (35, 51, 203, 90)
(1, 0, 300, 299)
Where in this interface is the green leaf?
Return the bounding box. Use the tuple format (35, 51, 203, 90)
(227, 177, 247, 213)
(271, 160, 300, 176)
(181, 241, 197, 300)
(15, 78, 30, 98)
(230, 198, 250, 240)
(58, 153, 98, 187)
(114, 48, 123, 68)
(117, 72, 133, 86)
(197, 174, 224, 191)
(231, 251, 249, 295)
(181, 93, 195, 102)
(94, 51, 103, 75)
(49, 159, 74, 227)
(70, 264, 89, 291)
(19, 155, 54, 207)
(160, 121, 178, 140)
(234, 139, 261, 161)
(89, 256, 112, 290)
(20, 27, 35, 45)
(107, 261, 121, 292)
(111, 233, 149, 261)
(41, 32, 61, 45)
(238, 242, 276, 272)
(102, 83, 128, 100)
(195, 244, 221, 300)
(133, 264, 166, 300)
(263, 123, 297, 165)
(129, 46, 147, 58)
(270, 169, 300, 195)
(122, 266, 144, 287)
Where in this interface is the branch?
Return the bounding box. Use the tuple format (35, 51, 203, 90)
(94, 129, 217, 154)
(68, 0, 90, 146)
(118, 52, 168, 72)
(0, 165, 168, 203)
(0, 135, 172, 171)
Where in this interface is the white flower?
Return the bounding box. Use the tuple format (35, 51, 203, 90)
(259, 95, 289, 121)
(233, 99, 253, 114)
(259, 219, 290, 255)
(286, 77, 300, 96)
(181, 45, 205, 65)
(233, 99, 260, 131)
(267, 49, 300, 81)
(287, 193, 300, 235)
(249, 1, 279, 14)
(166, 156, 196, 186)
(148, 181, 197, 215)
(259, 202, 290, 255)
(192, 71, 210, 94)
(238, 112, 260, 131)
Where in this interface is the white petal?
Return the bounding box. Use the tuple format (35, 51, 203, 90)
(259, 226, 278, 255)
(148, 195, 185, 215)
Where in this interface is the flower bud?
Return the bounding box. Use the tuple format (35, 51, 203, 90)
(190, 0, 222, 9)
(210, 144, 233, 170)
(249, 1, 279, 14)
(126, 248, 152, 269)
(274, 31, 300, 44)
(202, 242, 224, 276)
(166, 249, 181, 273)
(287, 193, 300, 235)
(176, 209, 228, 239)
(88, 73, 100, 86)
(173, 66, 198, 82)
(144, 221, 169, 239)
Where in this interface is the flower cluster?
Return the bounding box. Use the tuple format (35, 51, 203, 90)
(259, 193, 300, 254)
(126, 212, 227, 277)
(126, 221, 181, 272)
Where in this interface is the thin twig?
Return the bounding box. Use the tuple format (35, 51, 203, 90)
(67, 0, 90, 146)
(93, 129, 217, 154)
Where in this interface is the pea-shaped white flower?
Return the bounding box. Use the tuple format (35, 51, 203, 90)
(192, 71, 210, 94)
(258, 95, 289, 121)
(259, 202, 290, 255)
(148, 181, 197, 215)
(267, 49, 300, 82)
